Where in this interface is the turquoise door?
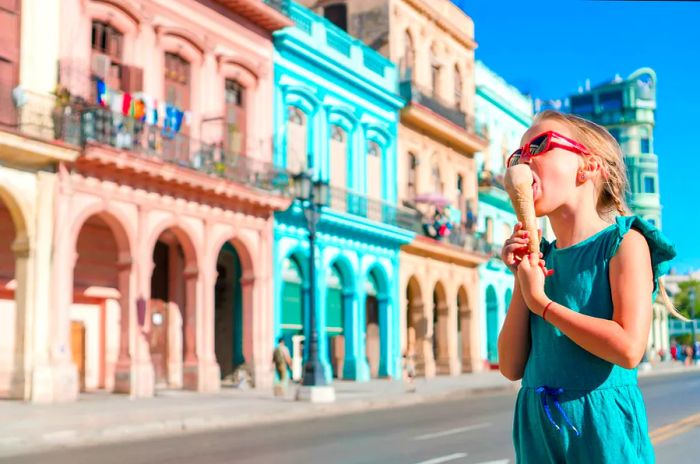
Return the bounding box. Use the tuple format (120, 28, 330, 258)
(281, 257, 304, 343)
(326, 264, 344, 378)
(486, 286, 499, 364)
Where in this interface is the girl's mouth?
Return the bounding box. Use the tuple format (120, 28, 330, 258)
(532, 175, 541, 201)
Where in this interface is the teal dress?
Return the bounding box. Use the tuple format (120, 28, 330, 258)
(513, 215, 676, 463)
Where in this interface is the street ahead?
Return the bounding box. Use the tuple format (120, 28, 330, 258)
(6, 370, 700, 464)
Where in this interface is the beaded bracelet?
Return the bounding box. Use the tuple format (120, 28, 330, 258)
(542, 300, 554, 322)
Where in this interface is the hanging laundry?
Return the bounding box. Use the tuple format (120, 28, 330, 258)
(132, 99, 146, 121)
(121, 92, 132, 116)
(96, 79, 108, 107)
(110, 91, 123, 114)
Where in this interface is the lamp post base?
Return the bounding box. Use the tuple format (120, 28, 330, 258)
(296, 385, 336, 403)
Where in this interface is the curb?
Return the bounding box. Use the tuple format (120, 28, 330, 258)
(0, 381, 519, 459)
(8, 367, 697, 459)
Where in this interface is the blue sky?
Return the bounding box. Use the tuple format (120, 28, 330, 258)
(453, 0, 700, 273)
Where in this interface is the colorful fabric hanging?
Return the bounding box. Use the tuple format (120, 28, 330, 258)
(96, 79, 108, 107)
(122, 92, 132, 116)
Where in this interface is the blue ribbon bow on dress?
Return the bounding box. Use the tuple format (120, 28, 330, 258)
(536, 386, 581, 437)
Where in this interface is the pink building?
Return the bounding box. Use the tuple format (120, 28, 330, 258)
(1, 0, 293, 402)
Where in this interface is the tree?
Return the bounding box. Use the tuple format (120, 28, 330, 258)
(672, 280, 700, 320)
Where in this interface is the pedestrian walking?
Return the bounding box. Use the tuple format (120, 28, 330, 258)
(402, 348, 416, 392)
(272, 337, 292, 397)
(498, 110, 681, 463)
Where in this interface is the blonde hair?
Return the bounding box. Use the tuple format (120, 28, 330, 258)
(533, 110, 687, 321)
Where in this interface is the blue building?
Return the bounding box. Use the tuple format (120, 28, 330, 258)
(474, 61, 533, 366)
(272, 3, 414, 382)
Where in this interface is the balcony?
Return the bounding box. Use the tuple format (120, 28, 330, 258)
(326, 186, 422, 231)
(478, 170, 505, 190)
(211, 0, 293, 31)
(399, 79, 488, 154)
(0, 90, 81, 167)
(80, 105, 292, 196)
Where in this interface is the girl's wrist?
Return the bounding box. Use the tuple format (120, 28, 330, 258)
(533, 295, 550, 316)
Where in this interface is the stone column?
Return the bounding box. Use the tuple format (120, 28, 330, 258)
(113, 257, 133, 393)
(9, 237, 30, 399)
(182, 265, 200, 390)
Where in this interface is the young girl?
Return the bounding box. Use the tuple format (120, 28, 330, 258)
(498, 110, 680, 463)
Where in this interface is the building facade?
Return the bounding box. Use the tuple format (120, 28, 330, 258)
(297, 0, 491, 376)
(2, 0, 294, 403)
(568, 68, 667, 355)
(0, 0, 80, 402)
(473, 61, 532, 367)
(272, 3, 413, 382)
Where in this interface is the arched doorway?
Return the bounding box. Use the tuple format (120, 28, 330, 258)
(505, 289, 512, 314)
(433, 281, 448, 374)
(149, 227, 197, 389)
(71, 213, 131, 393)
(214, 242, 243, 383)
(0, 195, 18, 396)
(406, 276, 425, 375)
(486, 285, 499, 366)
(365, 267, 388, 378)
(280, 255, 305, 381)
(457, 286, 468, 370)
(326, 261, 352, 379)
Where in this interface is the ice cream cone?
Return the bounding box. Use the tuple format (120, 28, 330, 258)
(504, 164, 540, 254)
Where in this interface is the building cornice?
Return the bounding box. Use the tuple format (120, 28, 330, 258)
(402, 0, 477, 51)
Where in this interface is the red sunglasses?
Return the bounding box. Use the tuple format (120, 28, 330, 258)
(507, 131, 590, 168)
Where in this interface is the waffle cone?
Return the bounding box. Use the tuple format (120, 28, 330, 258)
(504, 165, 540, 254)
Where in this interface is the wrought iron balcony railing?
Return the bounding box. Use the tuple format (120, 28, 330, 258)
(0, 90, 82, 146)
(478, 170, 506, 190)
(326, 186, 422, 231)
(399, 80, 485, 137)
(445, 227, 492, 255)
(80, 105, 291, 195)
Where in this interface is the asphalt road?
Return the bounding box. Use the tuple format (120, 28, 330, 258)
(6, 370, 700, 464)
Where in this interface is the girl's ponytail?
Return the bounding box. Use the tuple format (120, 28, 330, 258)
(658, 279, 689, 322)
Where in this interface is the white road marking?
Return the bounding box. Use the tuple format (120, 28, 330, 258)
(414, 422, 491, 441)
(413, 452, 468, 464)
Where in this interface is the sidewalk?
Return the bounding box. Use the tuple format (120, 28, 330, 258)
(0, 370, 515, 457)
(1, 362, 698, 458)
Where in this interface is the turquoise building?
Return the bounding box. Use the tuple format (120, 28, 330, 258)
(568, 68, 662, 228)
(272, 3, 414, 382)
(474, 61, 533, 366)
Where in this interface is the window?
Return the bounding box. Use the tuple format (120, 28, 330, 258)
(324, 3, 347, 31)
(570, 94, 594, 115)
(367, 141, 382, 202)
(644, 176, 656, 194)
(164, 53, 191, 109)
(599, 90, 623, 112)
(91, 21, 123, 60)
(641, 137, 650, 154)
(456, 174, 463, 196)
(432, 163, 442, 193)
(91, 21, 124, 89)
(407, 153, 418, 198)
(331, 124, 345, 142)
(430, 43, 440, 97)
(330, 124, 347, 188)
(225, 79, 245, 157)
(402, 30, 415, 79)
(454, 65, 462, 107)
(286, 106, 308, 173)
